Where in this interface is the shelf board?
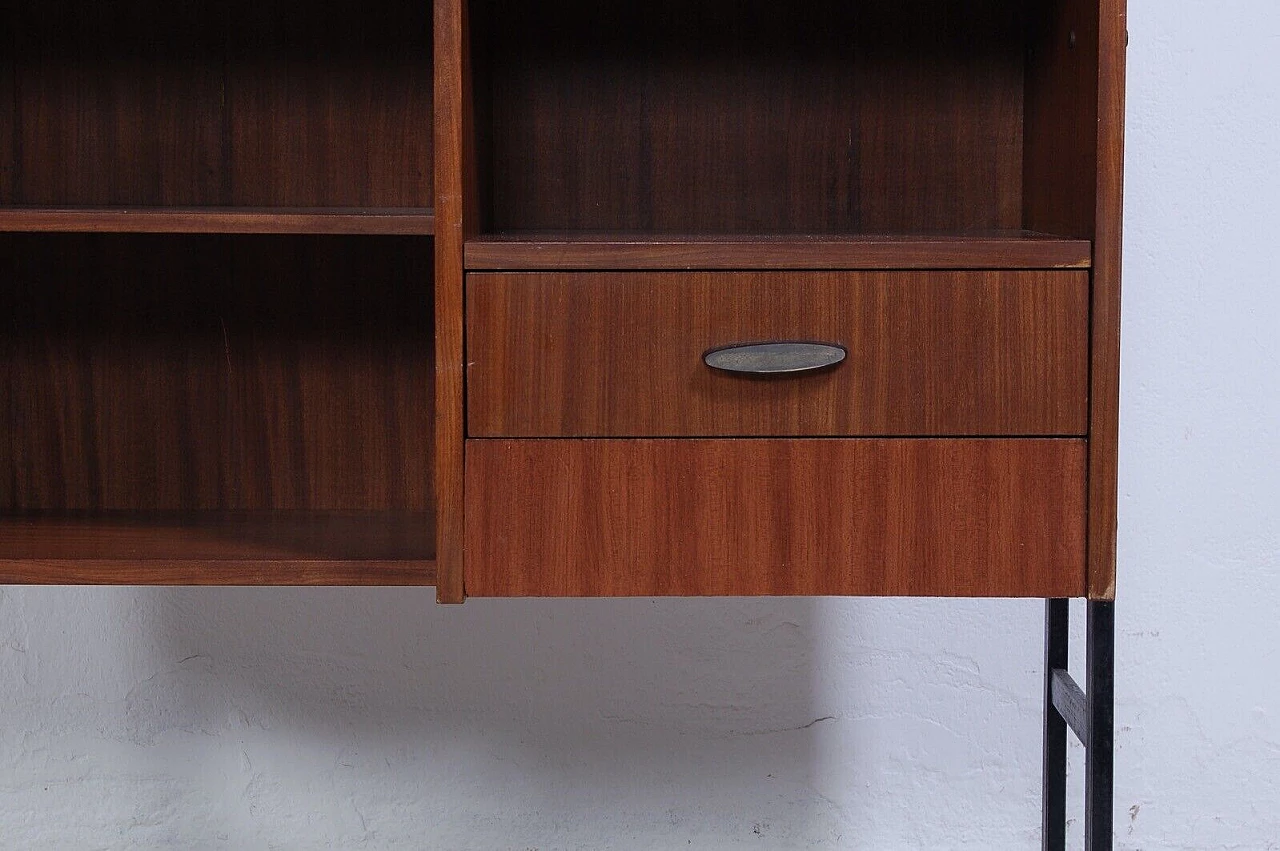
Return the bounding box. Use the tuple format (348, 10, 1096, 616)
(465, 231, 1091, 271)
(0, 512, 436, 586)
(0, 207, 436, 236)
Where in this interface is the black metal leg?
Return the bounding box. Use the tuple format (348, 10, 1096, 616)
(1042, 599, 1070, 851)
(1043, 599, 1115, 851)
(1085, 601, 1115, 851)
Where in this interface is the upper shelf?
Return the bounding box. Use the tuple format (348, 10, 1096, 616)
(3, 0, 432, 212)
(465, 232, 1092, 271)
(0, 207, 436, 236)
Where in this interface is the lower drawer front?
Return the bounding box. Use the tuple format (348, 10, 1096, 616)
(465, 439, 1086, 597)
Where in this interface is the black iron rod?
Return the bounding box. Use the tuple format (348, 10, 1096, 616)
(1085, 601, 1116, 851)
(1042, 599, 1070, 851)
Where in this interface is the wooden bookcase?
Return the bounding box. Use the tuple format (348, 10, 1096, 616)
(1, 0, 436, 584)
(0, 0, 1128, 599)
(3, 0, 1125, 843)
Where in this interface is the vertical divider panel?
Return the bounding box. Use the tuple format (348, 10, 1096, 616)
(434, 0, 469, 602)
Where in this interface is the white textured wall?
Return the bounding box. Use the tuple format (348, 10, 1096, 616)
(3, 1, 1279, 847)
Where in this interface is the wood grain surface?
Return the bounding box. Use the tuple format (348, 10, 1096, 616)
(0, 512, 435, 585)
(0, 208, 435, 235)
(465, 232, 1091, 271)
(1088, 0, 1128, 600)
(0, 0, 1125, 599)
(467, 271, 1089, 437)
(3, 0, 431, 208)
(1023, 0, 1100, 241)
(1023, 0, 1129, 599)
(465, 439, 1087, 597)
(478, 0, 1026, 234)
(223, 0, 432, 207)
(432, 0, 469, 602)
(0, 235, 433, 514)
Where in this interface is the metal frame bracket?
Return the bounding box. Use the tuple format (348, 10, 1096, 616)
(1043, 599, 1115, 850)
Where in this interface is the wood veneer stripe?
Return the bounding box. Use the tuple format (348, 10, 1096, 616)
(0, 207, 435, 235)
(0, 561, 436, 586)
(465, 233, 1092, 271)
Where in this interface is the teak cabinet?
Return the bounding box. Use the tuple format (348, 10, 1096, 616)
(2, 0, 1126, 844)
(0, 0, 1125, 604)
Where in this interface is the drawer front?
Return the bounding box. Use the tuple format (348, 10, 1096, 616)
(465, 439, 1087, 597)
(467, 270, 1089, 437)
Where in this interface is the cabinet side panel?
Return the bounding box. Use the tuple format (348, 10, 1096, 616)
(466, 439, 1087, 598)
(1088, 0, 1128, 600)
(433, 0, 468, 602)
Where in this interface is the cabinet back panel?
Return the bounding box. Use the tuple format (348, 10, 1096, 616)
(478, 0, 1027, 233)
(1023, 0, 1101, 239)
(2, 0, 432, 207)
(0, 235, 433, 512)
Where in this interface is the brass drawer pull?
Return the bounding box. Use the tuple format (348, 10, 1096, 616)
(703, 341, 846, 376)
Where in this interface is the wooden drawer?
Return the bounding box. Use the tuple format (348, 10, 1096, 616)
(465, 439, 1086, 598)
(466, 270, 1088, 437)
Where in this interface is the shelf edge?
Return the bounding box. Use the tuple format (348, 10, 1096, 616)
(0, 559, 438, 586)
(0, 208, 436, 236)
(465, 235, 1092, 270)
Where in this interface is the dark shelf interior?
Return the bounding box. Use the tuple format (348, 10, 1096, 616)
(0, 234, 436, 574)
(469, 0, 1098, 241)
(1, 0, 433, 210)
(1, 0, 438, 577)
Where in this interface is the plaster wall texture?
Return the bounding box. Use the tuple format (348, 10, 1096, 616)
(2, 0, 1278, 847)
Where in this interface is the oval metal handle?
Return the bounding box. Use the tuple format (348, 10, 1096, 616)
(703, 341, 847, 375)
